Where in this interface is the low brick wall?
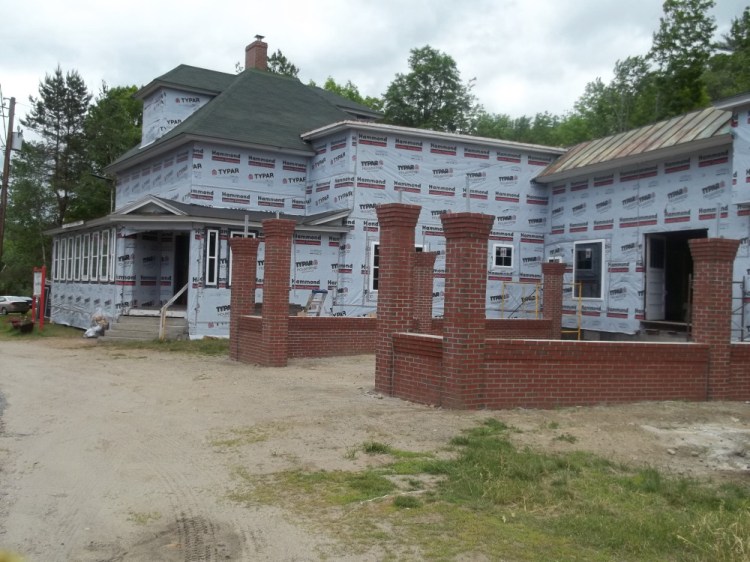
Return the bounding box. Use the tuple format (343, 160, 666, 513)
(429, 318, 553, 339)
(393, 333, 443, 404)
(391, 337, 712, 409)
(288, 317, 376, 358)
(729, 343, 750, 400)
(478, 340, 711, 409)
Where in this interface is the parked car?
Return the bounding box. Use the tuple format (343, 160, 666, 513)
(0, 296, 31, 315)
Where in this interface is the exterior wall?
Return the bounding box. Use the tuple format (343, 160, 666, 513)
(428, 318, 553, 338)
(308, 129, 558, 319)
(50, 226, 120, 329)
(545, 143, 743, 335)
(115, 147, 193, 209)
(729, 344, 750, 401)
(141, 88, 213, 146)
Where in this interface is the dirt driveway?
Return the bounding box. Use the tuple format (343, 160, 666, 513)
(0, 338, 748, 561)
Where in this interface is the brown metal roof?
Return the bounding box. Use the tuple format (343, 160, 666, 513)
(536, 107, 732, 182)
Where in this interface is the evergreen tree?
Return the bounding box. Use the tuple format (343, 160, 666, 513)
(267, 50, 300, 78)
(21, 66, 91, 226)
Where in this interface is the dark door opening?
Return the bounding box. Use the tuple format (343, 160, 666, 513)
(645, 229, 707, 322)
(174, 233, 190, 306)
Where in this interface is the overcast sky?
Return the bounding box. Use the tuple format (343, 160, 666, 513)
(0, 0, 744, 133)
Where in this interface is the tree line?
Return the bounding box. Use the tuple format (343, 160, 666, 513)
(1, 0, 747, 294)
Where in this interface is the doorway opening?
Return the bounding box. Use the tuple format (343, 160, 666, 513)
(174, 233, 190, 306)
(644, 229, 707, 322)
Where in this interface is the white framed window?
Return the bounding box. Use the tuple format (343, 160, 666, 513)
(81, 233, 90, 281)
(492, 244, 514, 268)
(205, 229, 220, 287)
(52, 239, 59, 281)
(368, 242, 423, 293)
(228, 231, 256, 287)
(91, 232, 100, 283)
(109, 228, 116, 282)
(66, 236, 75, 280)
(573, 240, 605, 299)
(58, 238, 66, 281)
(74, 235, 82, 280)
(100, 230, 110, 281)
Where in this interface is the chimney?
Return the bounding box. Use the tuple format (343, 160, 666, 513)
(245, 35, 268, 71)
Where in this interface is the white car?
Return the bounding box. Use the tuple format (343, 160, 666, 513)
(0, 296, 31, 315)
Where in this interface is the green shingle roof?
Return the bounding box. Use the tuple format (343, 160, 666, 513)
(110, 67, 377, 172)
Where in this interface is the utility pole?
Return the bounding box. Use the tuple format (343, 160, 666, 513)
(0, 96, 16, 267)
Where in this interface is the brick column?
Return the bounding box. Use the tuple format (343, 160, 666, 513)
(541, 261, 566, 339)
(689, 238, 739, 399)
(375, 203, 421, 394)
(229, 237, 260, 361)
(260, 219, 296, 367)
(440, 212, 494, 409)
(413, 251, 438, 333)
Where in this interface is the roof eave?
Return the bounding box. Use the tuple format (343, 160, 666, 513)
(301, 120, 566, 155)
(105, 133, 316, 175)
(135, 80, 223, 101)
(714, 92, 750, 111)
(535, 132, 733, 185)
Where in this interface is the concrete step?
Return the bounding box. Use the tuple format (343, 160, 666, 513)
(103, 315, 188, 342)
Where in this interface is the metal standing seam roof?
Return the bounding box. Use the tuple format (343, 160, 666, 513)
(536, 107, 732, 182)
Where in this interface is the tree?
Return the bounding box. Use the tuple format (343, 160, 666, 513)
(322, 77, 383, 112)
(21, 66, 91, 226)
(67, 83, 142, 220)
(648, 0, 716, 118)
(267, 50, 300, 78)
(382, 46, 480, 133)
(705, 7, 750, 99)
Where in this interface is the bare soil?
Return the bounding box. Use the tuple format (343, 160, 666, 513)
(0, 338, 748, 561)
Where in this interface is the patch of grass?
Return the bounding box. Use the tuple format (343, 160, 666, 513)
(0, 315, 82, 339)
(393, 495, 421, 509)
(101, 337, 229, 356)
(127, 510, 161, 525)
(210, 426, 271, 448)
(362, 441, 391, 455)
(227, 417, 750, 561)
(553, 432, 578, 443)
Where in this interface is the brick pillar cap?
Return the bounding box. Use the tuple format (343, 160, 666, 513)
(441, 212, 494, 238)
(375, 203, 421, 227)
(689, 238, 740, 262)
(541, 262, 567, 275)
(262, 218, 297, 237)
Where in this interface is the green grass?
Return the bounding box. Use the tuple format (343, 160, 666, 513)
(228, 418, 750, 561)
(100, 337, 229, 356)
(0, 314, 81, 339)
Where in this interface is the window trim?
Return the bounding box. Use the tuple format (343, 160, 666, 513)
(66, 236, 75, 280)
(52, 239, 59, 281)
(91, 232, 100, 283)
(368, 242, 423, 293)
(573, 239, 605, 300)
(109, 228, 116, 282)
(81, 233, 91, 281)
(205, 228, 220, 287)
(492, 243, 514, 269)
(100, 230, 110, 281)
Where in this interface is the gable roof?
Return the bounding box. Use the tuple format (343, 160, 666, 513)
(108, 67, 382, 174)
(536, 107, 732, 184)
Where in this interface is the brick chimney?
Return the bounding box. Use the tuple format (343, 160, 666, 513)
(245, 35, 268, 71)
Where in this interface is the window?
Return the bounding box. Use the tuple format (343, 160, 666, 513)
(205, 229, 220, 287)
(493, 244, 513, 268)
(91, 232, 100, 283)
(66, 236, 75, 280)
(228, 231, 256, 287)
(573, 240, 604, 299)
(109, 228, 116, 282)
(58, 239, 67, 281)
(368, 242, 423, 292)
(81, 233, 90, 281)
(100, 230, 110, 281)
(52, 239, 59, 281)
